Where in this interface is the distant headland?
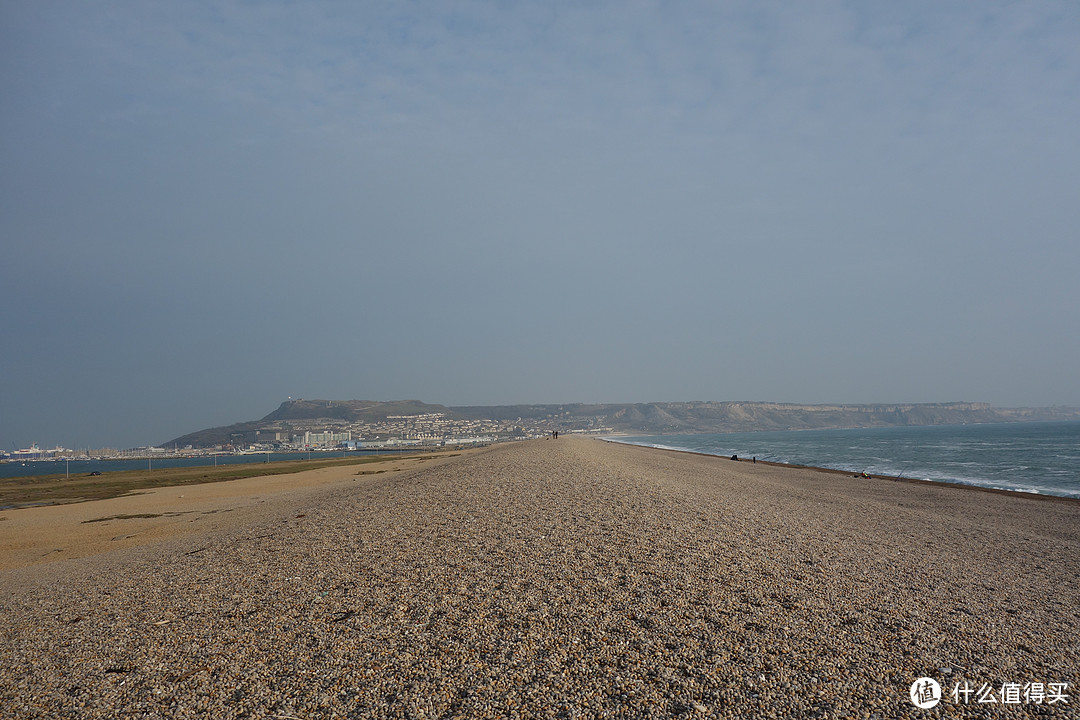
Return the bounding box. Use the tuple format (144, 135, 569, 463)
(162, 399, 1080, 450)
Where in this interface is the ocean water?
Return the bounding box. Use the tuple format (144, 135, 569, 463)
(609, 421, 1080, 499)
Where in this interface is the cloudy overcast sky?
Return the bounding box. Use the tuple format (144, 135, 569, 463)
(2, 1, 1078, 448)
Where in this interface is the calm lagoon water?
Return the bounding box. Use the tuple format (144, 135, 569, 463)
(0, 449, 402, 481)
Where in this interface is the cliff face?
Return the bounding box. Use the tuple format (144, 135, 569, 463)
(590, 401, 1008, 433)
(260, 399, 451, 423)
(450, 401, 1074, 434)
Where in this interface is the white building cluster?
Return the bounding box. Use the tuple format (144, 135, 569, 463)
(230, 411, 550, 453)
(301, 430, 352, 448)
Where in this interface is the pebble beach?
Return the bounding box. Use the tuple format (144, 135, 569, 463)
(1, 437, 1077, 718)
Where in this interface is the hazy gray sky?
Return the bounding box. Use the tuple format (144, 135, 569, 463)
(3, 1, 1079, 448)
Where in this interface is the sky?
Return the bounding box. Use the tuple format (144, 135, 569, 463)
(2, 1, 1079, 449)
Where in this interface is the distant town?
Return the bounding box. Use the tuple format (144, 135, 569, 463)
(221, 410, 613, 453)
(2, 410, 612, 461)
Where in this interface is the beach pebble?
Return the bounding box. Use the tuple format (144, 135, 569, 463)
(1, 438, 1077, 718)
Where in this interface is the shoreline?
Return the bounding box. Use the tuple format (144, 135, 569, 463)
(601, 435, 1080, 505)
(0, 449, 468, 510)
(0, 446, 456, 483)
(0, 449, 474, 572)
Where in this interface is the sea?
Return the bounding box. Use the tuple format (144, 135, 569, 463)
(607, 420, 1080, 499)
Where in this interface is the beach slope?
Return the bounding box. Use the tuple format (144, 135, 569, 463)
(1, 437, 1076, 718)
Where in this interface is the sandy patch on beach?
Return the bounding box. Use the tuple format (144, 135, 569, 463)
(0, 452, 467, 572)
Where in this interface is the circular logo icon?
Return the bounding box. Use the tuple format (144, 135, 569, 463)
(910, 677, 942, 709)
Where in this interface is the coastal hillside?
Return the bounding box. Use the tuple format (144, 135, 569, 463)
(164, 399, 457, 448)
(162, 399, 1080, 448)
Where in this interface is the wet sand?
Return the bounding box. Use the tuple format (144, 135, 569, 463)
(1, 437, 1076, 718)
